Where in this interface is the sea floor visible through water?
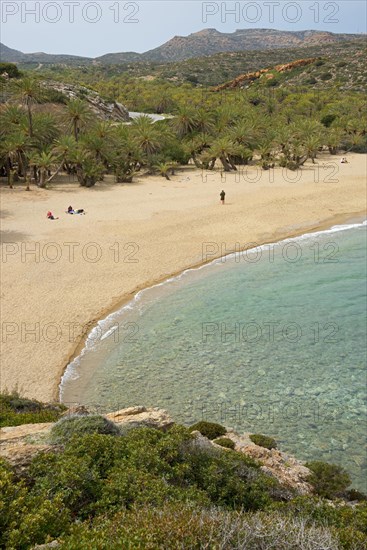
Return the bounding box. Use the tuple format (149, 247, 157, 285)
(61, 220, 367, 491)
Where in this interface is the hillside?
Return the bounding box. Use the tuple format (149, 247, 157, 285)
(0, 42, 92, 65)
(35, 39, 367, 93)
(212, 44, 367, 92)
(1, 28, 364, 66)
(141, 28, 363, 62)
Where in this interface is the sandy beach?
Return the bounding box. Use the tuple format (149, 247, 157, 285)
(0, 153, 366, 402)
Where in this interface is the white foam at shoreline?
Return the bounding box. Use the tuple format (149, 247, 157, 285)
(59, 219, 366, 400)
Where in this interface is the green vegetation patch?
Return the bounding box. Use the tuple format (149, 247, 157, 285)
(190, 421, 227, 440)
(0, 63, 22, 78)
(250, 434, 277, 450)
(214, 437, 236, 450)
(50, 414, 121, 443)
(0, 391, 66, 428)
(305, 461, 352, 499)
(1, 408, 366, 549)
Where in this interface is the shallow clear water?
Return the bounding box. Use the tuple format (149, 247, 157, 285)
(62, 221, 367, 491)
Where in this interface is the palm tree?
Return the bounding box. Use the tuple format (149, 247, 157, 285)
(29, 151, 57, 188)
(131, 116, 162, 157)
(203, 137, 241, 172)
(111, 126, 144, 182)
(80, 133, 111, 167)
(69, 147, 104, 187)
(32, 113, 60, 151)
(0, 130, 31, 181)
(303, 134, 323, 164)
(15, 78, 43, 138)
(0, 105, 27, 136)
(64, 99, 92, 141)
(155, 93, 174, 114)
(155, 162, 172, 180)
(52, 135, 77, 177)
(92, 120, 114, 140)
(325, 128, 344, 155)
(195, 108, 215, 135)
(184, 133, 212, 168)
(257, 139, 275, 170)
(171, 106, 199, 138)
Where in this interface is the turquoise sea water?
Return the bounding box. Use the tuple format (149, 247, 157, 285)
(61, 221, 367, 491)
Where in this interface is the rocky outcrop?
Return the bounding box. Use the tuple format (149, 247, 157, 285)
(42, 81, 130, 122)
(0, 406, 173, 471)
(213, 57, 317, 91)
(1, 407, 311, 494)
(275, 58, 317, 73)
(225, 431, 312, 494)
(0, 422, 57, 472)
(106, 406, 174, 431)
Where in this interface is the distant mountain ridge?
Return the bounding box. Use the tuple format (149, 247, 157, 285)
(1, 28, 364, 65)
(0, 42, 91, 65)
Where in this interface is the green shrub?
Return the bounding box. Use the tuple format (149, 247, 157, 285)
(29, 451, 105, 516)
(306, 461, 351, 499)
(321, 114, 337, 127)
(0, 391, 66, 427)
(250, 434, 277, 450)
(344, 489, 367, 502)
(0, 459, 70, 548)
(50, 414, 120, 444)
(189, 421, 227, 440)
(214, 437, 235, 450)
(0, 63, 22, 78)
(320, 72, 333, 81)
(44, 88, 68, 104)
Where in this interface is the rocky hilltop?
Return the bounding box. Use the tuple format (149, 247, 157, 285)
(142, 28, 362, 62)
(1, 29, 364, 65)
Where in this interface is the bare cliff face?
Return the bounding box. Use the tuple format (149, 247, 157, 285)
(42, 81, 130, 122)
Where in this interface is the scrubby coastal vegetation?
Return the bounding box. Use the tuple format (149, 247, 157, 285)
(1, 393, 367, 549)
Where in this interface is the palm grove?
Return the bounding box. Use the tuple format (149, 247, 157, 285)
(1, 72, 366, 189)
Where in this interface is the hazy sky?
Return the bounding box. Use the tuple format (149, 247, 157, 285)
(2, 1, 366, 57)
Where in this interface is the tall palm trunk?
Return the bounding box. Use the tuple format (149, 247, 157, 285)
(220, 156, 232, 172)
(27, 100, 33, 138)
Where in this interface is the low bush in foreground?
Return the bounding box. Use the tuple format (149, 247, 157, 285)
(50, 414, 121, 443)
(250, 433, 278, 450)
(61, 503, 342, 550)
(1, 392, 366, 549)
(1, 425, 366, 549)
(189, 420, 227, 440)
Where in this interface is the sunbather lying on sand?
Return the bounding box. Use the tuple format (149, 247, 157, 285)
(47, 211, 59, 220)
(67, 206, 85, 215)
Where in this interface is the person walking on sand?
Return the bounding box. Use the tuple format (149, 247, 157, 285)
(220, 190, 226, 205)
